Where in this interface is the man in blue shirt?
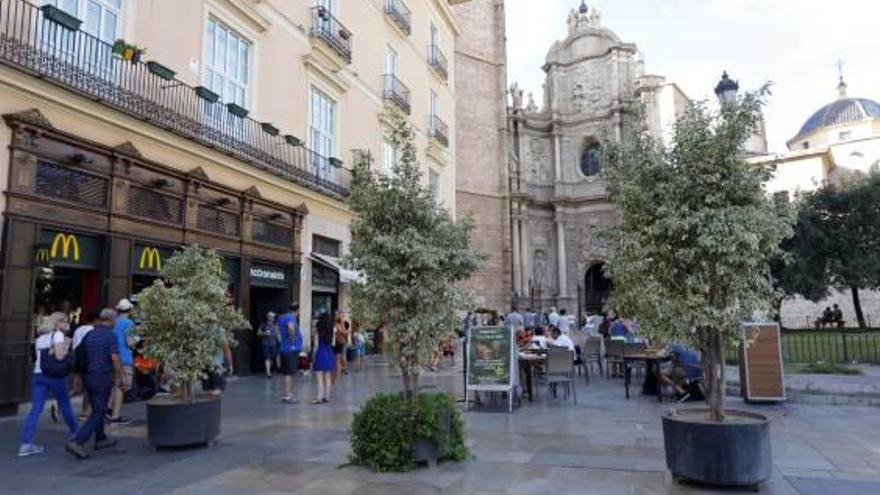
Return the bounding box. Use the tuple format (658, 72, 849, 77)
(109, 299, 135, 424)
(67, 308, 124, 459)
(276, 304, 302, 403)
(661, 343, 702, 400)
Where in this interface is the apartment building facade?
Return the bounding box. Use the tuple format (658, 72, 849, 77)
(0, 0, 461, 414)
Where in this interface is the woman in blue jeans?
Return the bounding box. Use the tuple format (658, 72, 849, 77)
(18, 312, 78, 457)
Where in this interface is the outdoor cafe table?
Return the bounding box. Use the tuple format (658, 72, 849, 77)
(624, 350, 671, 402)
(518, 350, 546, 402)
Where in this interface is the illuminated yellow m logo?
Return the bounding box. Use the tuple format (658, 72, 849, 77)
(50, 233, 80, 261)
(34, 248, 50, 263)
(139, 247, 162, 271)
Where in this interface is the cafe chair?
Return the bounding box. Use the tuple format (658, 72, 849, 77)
(544, 348, 576, 405)
(582, 337, 603, 381)
(605, 339, 625, 378)
(623, 342, 647, 377)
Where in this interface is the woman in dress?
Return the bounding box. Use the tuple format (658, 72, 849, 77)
(332, 311, 347, 383)
(312, 311, 335, 404)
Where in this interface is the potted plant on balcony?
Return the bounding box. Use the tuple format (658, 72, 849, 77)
(195, 86, 220, 104)
(339, 29, 350, 41)
(146, 61, 176, 81)
(260, 122, 280, 136)
(317, 5, 329, 19)
(136, 245, 249, 449)
(329, 157, 343, 168)
(112, 39, 126, 57)
(40, 4, 82, 31)
(131, 46, 145, 64)
(602, 87, 794, 489)
(226, 103, 249, 119)
(284, 134, 303, 147)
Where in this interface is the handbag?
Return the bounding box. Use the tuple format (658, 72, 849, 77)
(40, 332, 73, 378)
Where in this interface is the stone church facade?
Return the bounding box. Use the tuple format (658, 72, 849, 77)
(507, 3, 689, 314)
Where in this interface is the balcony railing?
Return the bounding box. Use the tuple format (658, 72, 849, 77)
(384, 0, 411, 36)
(311, 6, 352, 64)
(427, 44, 448, 81)
(0, 0, 348, 198)
(429, 114, 449, 148)
(383, 74, 411, 115)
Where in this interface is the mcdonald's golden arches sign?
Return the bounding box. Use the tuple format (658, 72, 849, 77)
(132, 244, 173, 275)
(36, 230, 102, 268)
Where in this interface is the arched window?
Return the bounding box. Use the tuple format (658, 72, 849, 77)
(580, 141, 602, 176)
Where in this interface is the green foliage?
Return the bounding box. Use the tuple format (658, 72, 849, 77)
(777, 174, 880, 327)
(349, 392, 468, 472)
(602, 90, 795, 420)
(346, 110, 485, 399)
(135, 245, 250, 401)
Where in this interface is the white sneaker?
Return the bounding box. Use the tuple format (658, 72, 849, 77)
(17, 443, 45, 457)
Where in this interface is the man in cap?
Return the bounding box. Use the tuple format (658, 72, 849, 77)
(108, 298, 135, 424)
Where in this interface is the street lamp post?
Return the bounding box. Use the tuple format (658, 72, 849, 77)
(714, 71, 739, 105)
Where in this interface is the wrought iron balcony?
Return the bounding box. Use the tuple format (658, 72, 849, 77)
(0, 0, 349, 198)
(429, 114, 449, 148)
(311, 6, 352, 64)
(383, 74, 411, 115)
(427, 44, 448, 81)
(384, 0, 411, 36)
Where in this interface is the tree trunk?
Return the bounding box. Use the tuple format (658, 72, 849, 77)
(703, 327, 726, 422)
(852, 286, 866, 329)
(402, 369, 420, 404)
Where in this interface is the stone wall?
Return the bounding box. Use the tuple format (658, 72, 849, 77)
(452, 0, 512, 311)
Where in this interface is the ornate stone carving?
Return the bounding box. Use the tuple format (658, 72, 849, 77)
(112, 141, 143, 159)
(3, 108, 54, 129)
(579, 220, 612, 263)
(509, 82, 523, 110)
(533, 249, 549, 290)
(525, 92, 538, 113)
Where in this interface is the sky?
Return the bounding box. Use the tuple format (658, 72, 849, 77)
(505, 0, 880, 153)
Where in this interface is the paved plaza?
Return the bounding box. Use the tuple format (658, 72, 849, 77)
(1, 358, 879, 495)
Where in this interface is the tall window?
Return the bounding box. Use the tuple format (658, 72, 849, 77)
(383, 140, 398, 175)
(430, 22, 438, 46)
(429, 89, 439, 118)
(203, 18, 250, 131)
(428, 168, 440, 204)
(310, 87, 337, 177)
(315, 0, 337, 14)
(385, 45, 398, 76)
(580, 141, 602, 176)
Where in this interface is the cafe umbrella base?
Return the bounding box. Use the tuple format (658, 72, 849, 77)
(663, 408, 772, 490)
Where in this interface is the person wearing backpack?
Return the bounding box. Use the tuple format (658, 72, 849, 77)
(17, 312, 78, 457)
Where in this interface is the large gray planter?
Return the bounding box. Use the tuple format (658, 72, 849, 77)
(147, 395, 221, 448)
(663, 408, 771, 490)
(411, 407, 451, 467)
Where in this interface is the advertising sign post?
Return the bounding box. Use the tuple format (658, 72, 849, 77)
(465, 326, 516, 412)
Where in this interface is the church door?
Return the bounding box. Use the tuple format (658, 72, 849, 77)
(584, 262, 612, 313)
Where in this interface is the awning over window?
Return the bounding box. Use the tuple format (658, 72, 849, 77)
(310, 253, 364, 284)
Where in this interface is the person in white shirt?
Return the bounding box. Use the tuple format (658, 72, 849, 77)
(548, 327, 575, 352)
(557, 309, 572, 335)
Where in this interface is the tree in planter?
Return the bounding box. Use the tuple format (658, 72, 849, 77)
(346, 110, 484, 401)
(602, 90, 795, 422)
(136, 245, 249, 401)
(775, 174, 880, 328)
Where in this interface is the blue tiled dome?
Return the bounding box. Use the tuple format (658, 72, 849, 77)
(795, 97, 880, 138)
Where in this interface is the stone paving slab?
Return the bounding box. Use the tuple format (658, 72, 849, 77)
(1, 358, 880, 494)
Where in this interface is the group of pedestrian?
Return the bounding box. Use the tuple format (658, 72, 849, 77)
(18, 305, 130, 460)
(255, 305, 367, 406)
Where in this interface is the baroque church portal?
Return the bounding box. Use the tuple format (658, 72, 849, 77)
(508, 2, 689, 314)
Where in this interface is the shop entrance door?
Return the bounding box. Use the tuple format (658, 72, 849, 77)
(249, 286, 289, 372)
(33, 230, 104, 328)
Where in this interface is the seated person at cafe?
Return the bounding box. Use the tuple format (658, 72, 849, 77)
(547, 327, 575, 352)
(609, 317, 628, 340)
(516, 329, 533, 349)
(529, 326, 550, 349)
(659, 343, 701, 399)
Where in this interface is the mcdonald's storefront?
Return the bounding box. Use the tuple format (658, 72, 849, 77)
(0, 111, 309, 415)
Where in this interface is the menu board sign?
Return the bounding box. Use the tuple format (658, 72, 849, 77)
(466, 326, 515, 391)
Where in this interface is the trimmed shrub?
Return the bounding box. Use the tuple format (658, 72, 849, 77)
(349, 392, 468, 472)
